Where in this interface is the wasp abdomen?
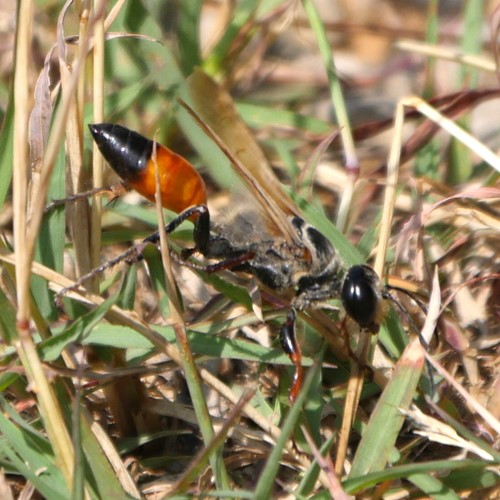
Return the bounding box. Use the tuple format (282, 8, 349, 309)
(89, 123, 207, 214)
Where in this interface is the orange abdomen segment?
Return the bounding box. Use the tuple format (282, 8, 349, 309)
(130, 145, 207, 213)
(89, 123, 207, 214)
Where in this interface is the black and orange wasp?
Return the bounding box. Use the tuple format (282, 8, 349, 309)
(81, 114, 386, 400)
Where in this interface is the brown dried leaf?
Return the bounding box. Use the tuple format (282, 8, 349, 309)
(29, 47, 55, 172)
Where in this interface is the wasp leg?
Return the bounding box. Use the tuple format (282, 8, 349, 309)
(43, 185, 127, 214)
(55, 242, 149, 304)
(279, 309, 303, 402)
(171, 249, 255, 274)
(139, 204, 210, 246)
(56, 204, 210, 301)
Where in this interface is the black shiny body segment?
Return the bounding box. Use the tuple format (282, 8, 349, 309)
(88, 124, 153, 180)
(341, 265, 381, 332)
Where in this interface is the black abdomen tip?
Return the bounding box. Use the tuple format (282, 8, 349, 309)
(88, 123, 153, 181)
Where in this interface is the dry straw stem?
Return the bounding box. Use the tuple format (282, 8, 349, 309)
(13, 0, 32, 322)
(12, 0, 77, 491)
(90, 420, 140, 498)
(59, 1, 94, 282)
(401, 405, 495, 461)
(396, 39, 497, 73)
(89, 0, 108, 271)
(403, 96, 500, 172)
(335, 93, 404, 475)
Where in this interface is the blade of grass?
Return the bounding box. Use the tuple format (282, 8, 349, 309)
(448, 0, 484, 185)
(178, 0, 202, 74)
(253, 363, 320, 498)
(85, 415, 141, 498)
(90, 0, 106, 273)
(408, 473, 460, 500)
(32, 146, 66, 323)
(0, 88, 14, 207)
(349, 270, 441, 476)
(202, 0, 259, 76)
(0, 399, 69, 499)
(236, 101, 332, 135)
(301, 0, 357, 232)
(414, 0, 441, 179)
(170, 391, 254, 494)
(344, 459, 496, 494)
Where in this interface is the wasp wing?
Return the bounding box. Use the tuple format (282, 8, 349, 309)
(178, 69, 301, 246)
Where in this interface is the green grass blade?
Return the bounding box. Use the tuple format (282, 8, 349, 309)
(0, 399, 69, 499)
(178, 0, 202, 74)
(408, 473, 460, 500)
(254, 364, 320, 498)
(0, 86, 14, 207)
(32, 143, 66, 321)
(349, 338, 425, 476)
(344, 459, 497, 494)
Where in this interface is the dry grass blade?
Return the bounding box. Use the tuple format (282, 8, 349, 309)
(11, 0, 76, 492)
(90, 421, 141, 498)
(28, 49, 53, 183)
(301, 425, 349, 499)
(178, 98, 303, 247)
(89, 0, 106, 271)
(13, 1, 32, 320)
(168, 390, 254, 495)
(349, 88, 500, 148)
(186, 70, 301, 219)
(401, 95, 500, 172)
(181, 73, 303, 247)
(401, 405, 495, 461)
(425, 353, 500, 436)
(57, 0, 93, 283)
(396, 39, 497, 73)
